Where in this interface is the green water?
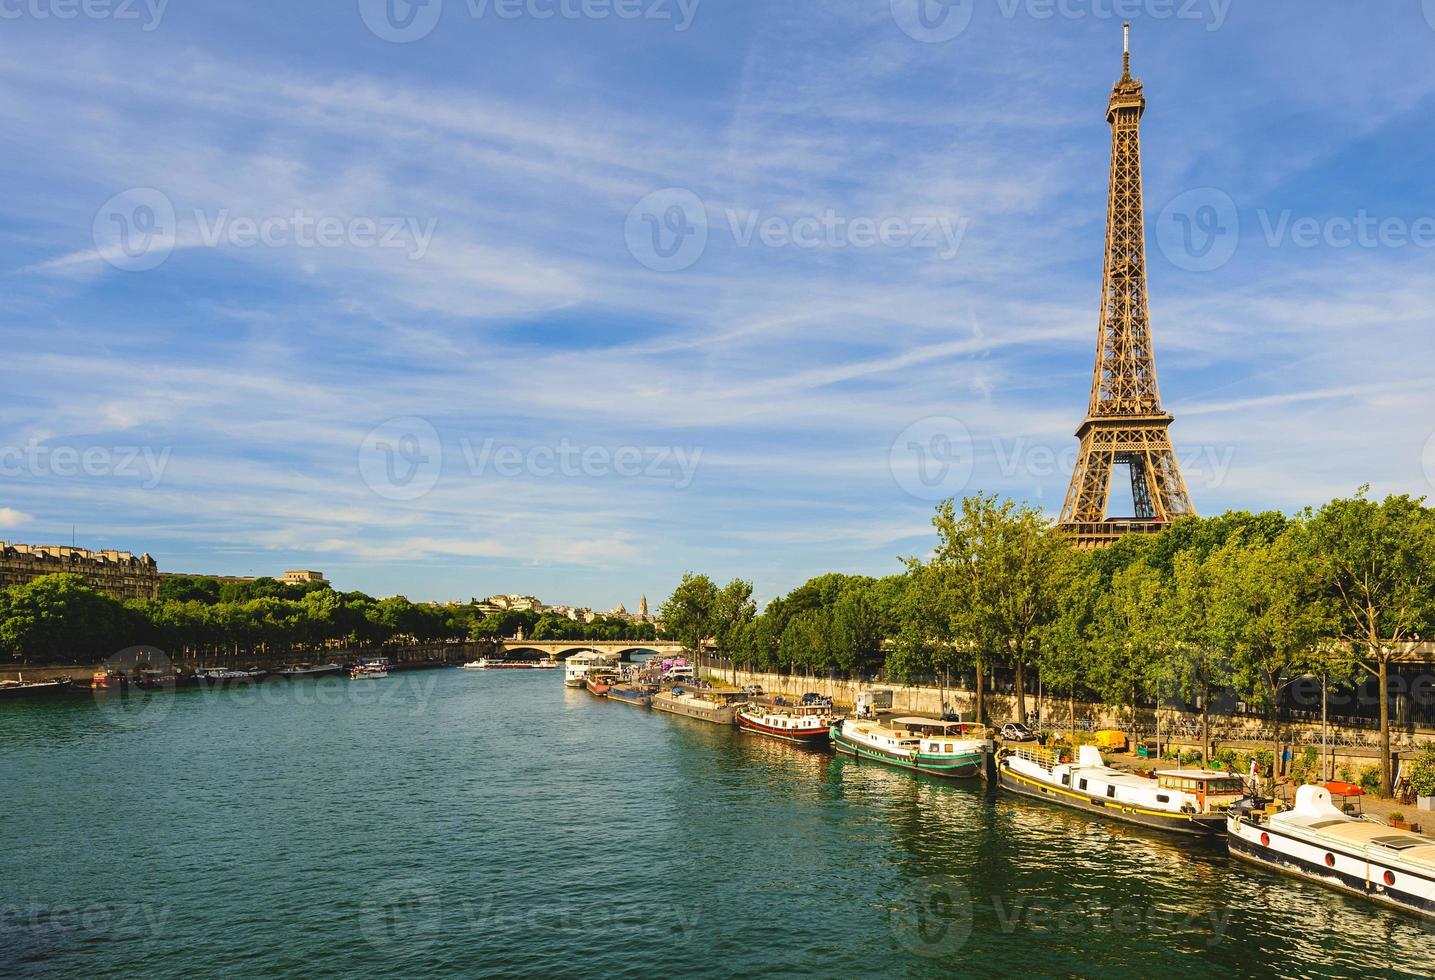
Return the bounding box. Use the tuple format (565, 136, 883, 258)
(3, 670, 1431, 977)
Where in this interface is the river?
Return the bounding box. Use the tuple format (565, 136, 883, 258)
(3, 669, 1431, 977)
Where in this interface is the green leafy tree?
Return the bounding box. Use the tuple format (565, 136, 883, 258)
(658, 573, 720, 657)
(1304, 490, 1435, 796)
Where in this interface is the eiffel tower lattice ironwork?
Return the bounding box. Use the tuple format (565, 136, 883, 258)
(1057, 25, 1195, 550)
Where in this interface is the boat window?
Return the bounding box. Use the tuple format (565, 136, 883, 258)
(1156, 794, 1169, 803)
(945, 744, 954, 753)
(1371, 836, 1422, 850)
(1105, 785, 1116, 798)
(1079, 778, 1088, 791)
(1061, 774, 1070, 786)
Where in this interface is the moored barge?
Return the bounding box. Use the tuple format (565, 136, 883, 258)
(832, 717, 991, 778)
(997, 745, 1243, 836)
(737, 701, 839, 746)
(1228, 785, 1435, 919)
(651, 686, 745, 725)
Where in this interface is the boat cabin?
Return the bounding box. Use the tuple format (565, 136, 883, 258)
(1155, 770, 1246, 805)
(889, 718, 988, 755)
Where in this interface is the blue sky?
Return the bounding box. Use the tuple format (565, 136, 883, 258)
(2, 1, 1433, 608)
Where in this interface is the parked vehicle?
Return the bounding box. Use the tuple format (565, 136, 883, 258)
(743, 684, 764, 696)
(1001, 722, 1039, 743)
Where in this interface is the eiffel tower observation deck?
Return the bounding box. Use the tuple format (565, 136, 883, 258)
(1058, 25, 1196, 550)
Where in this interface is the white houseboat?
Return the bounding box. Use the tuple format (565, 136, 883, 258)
(563, 652, 618, 688)
(736, 701, 841, 747)
(831, 717, 992, 779)
(1228, 785, 1435, 919)
(997, 745, 1245, 836)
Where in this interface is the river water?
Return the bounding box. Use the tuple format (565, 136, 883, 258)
(3, 669, 1432, 977)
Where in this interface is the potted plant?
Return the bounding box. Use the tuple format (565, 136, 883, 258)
(1408, 744, 1435, 811)
(1390, 812, 1410, 831)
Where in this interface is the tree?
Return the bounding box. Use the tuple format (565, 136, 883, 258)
(1210, 530, 1330, 790)
(1162, 550, 1232, 764)
(710, 578, 756, 682)
(925, 494, 1073, 723)
(658, 573, 720, 658)
(1087, 561, 1166, 745)
(1304, 490, 1435, 796)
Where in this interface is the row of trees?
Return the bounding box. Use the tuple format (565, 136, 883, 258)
(664, 490, 1435, 797)
(0, 575, 479, 664)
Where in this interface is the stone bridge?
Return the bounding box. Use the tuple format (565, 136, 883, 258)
(494, 639, 687, 663)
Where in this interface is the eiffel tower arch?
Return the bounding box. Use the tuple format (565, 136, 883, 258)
(1058, 25, 1196, 550)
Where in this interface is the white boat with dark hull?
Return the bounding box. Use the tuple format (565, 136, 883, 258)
(348, 658, 390, 680)
(736, 701, 841, 746)
(997, 745, 1245, 836)
(194, 667, 267, 684)
(563, 652, 618, 689)
(1228, 785, 1435, 919)
(832, 717, 993, 778)
(274, 663, 343, 679)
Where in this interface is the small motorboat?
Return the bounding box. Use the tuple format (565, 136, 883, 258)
(194, 667, 267, 684)
(91, 669, 130, 691)
(349, 659, 389, 680)
(274, 663, 343, 679)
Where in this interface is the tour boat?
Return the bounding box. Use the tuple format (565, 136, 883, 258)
(832, 717, 992, 778)
(274, 663, 343, 679)
(563, 652, 617, 688)
(462, 658, 560, 670)
(0, 676, 74, 698)
(1228, 785, 1435, 919)
(737, 702, 840, 746)
(195, 667, 268, 684)
(348, 659, 389, 680)
(997, 745, 1245, 836)
(585, 669, 620, 697)
(651, 686, 747, 725)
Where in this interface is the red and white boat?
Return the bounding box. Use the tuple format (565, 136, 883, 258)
(461, 658, 559, 670)
(736, 701, 840, 746)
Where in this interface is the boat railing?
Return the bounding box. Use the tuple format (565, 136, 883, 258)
(1012, 747, 1061, 771)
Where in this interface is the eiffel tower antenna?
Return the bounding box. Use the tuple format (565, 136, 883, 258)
(1057, 25, 1196, 549)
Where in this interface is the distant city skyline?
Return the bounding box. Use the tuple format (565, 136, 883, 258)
(2, 4, 1433, 607)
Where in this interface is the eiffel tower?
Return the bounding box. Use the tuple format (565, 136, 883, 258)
(1058, 25, 1195, 550)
